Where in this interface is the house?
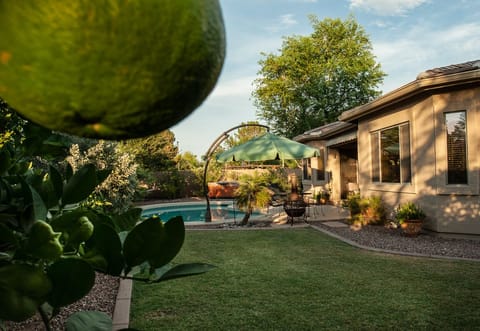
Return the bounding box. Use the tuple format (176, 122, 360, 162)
(295, 60, 480, 237)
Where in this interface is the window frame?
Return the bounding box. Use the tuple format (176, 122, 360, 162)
(302, 147, 326, 183)
(370, 122, 411, 184)
(444, 110, 468, 185)
(435, 107, 478, 196)
(302, 158, 312, 180)
(314, 148, 326, 182)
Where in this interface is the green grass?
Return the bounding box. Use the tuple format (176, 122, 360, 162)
(130, 228, 480, 330)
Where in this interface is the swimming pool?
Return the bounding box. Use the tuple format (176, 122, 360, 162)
(141, 201, 264, 223)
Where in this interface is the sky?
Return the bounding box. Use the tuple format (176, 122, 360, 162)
(171, 0, 480, 158)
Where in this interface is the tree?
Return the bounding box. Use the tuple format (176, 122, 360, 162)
(223, 121, 268, 149)
(234, 172, 272, 226)
(252, 15, 385, 138)
(175, 151, 201, 170)
(119, 130, 179, 171)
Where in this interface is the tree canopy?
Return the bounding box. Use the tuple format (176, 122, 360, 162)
(119, 130, 179, 171)
(223, 121, 268, 149)
(252, 15, 386, 138)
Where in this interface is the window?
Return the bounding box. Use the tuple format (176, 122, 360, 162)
(303, 158, 311, 180)
(445, 111, 467, 184)
(370, 123, 411, 183)
(303, 148, 326, 181)
(315, 149, 326, 181)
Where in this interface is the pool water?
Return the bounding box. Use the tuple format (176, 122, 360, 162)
(141, 202, 262, 223)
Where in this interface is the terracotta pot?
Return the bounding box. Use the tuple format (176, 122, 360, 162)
(400, 219, 423, 236)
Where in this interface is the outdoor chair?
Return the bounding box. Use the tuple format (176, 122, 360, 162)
(266, 184, 288, 214)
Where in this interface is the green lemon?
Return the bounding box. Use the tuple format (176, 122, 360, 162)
(0, 264, 52, 322)
(26, 220, 63, 261)
(67, 216, 94, 248)
(0, 0, 225, 139)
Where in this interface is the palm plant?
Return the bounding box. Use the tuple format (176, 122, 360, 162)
(235, 173, 272, 225)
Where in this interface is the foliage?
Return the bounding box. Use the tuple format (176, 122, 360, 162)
(395, 202, 426, 223)
(359, 195, 386, 225)
(119, 130, 179, 172)
(313, 187, 331, 203)
(0, 126, 214, 329)
(252, 15, 385, 138)
(66, 141, 139, 213)
(234, 172, 272, 225)
(223, 121, 268, 149)
(265, 168, 290, 192)
(344, 193, 361, 216)
(346, 194, 386, 225)
(150, 170, 187, 199)
(0, 98, 26, 149)
(174, 152, 204, 197)
(175, 151, 201, 170)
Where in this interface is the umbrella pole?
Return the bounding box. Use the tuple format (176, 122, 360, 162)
(202, 123, 270, 222)
(203, 157, 213, 222)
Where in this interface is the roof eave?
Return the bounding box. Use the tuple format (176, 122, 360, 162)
(294, 122, 356, 143)
(339, 70, 480, 122)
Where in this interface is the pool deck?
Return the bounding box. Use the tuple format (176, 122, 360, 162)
(137, 198, 350, 225)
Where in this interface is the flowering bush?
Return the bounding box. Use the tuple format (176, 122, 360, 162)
(66, 141, 138, 213)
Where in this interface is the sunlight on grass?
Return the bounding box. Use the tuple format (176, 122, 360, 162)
(130, 228, 480, 330)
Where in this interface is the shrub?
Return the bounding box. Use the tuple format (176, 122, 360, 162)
(395, 202, 426, 224)
(360, 196, 386, 225)
(66, 141, 138, 213)
(346, 194, 386, 226)
(345, 193, 361, 217)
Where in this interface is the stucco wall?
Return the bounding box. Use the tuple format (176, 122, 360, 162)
(357, 87, 480, 235)
(300, 140, 340, 200)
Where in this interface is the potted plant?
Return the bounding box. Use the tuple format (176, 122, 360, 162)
(321, 190, 330, 204)
(313, 189, 330, 205)
(395, 202, 426, 236)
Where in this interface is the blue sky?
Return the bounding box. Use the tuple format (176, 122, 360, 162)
(171, 0, 480, 158)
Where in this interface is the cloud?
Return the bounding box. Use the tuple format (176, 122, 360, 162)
(349, 0, 429, 16)
(266, 14, 298, 33)
(373, 21, 480, 92)
(210, 76, 256, 98)
(281, 14, 297, 26)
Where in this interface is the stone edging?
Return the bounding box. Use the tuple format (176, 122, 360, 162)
(310, 224, 480, 262)
(112, 278, 132, 330)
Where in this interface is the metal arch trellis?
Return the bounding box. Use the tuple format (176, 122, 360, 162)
(203, 123, 270, 222)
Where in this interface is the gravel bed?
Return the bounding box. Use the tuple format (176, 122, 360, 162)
(312, 221, 480, 260)
(5, 273, 120, 331)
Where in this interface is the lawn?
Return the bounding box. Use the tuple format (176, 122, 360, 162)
(130, 228, 480, 330)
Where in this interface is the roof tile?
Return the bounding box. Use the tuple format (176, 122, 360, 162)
(417, 59, 480, 79)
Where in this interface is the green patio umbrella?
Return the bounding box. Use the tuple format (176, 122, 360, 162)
(216, 132, 320, 162)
